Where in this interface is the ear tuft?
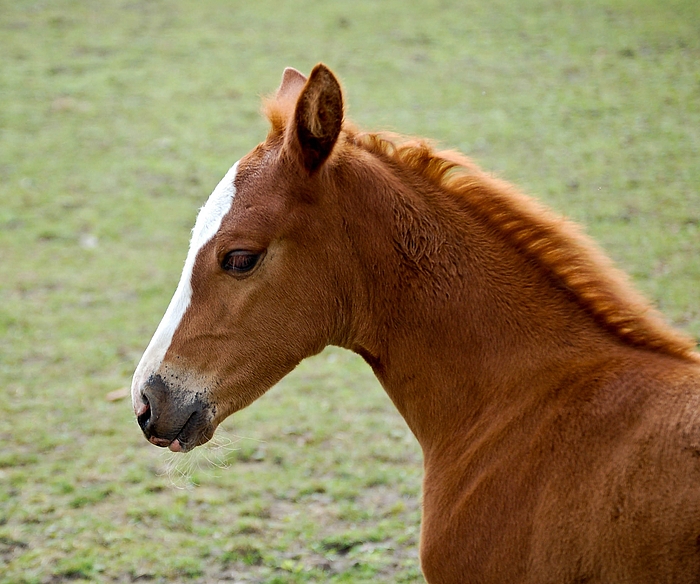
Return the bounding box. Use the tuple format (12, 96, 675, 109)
(276, 67, 308, 102)
(293, 64, 343, 173)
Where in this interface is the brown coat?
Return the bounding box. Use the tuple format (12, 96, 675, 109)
(133, 64, 700, 583)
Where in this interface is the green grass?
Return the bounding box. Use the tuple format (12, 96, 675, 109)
(1, 0, 699, 582)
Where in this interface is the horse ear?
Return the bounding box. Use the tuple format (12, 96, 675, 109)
(276, 67, 307, 102)
(292, 64, 343, 173)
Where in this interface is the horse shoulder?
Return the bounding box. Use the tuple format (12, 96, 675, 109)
(529, 353, 700, 581)
(420, 350, 700, 583)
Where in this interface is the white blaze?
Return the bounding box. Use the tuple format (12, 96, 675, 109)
(131, 161, 239, 409)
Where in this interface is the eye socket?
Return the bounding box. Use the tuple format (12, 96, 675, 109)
(221, 250, 263, 275)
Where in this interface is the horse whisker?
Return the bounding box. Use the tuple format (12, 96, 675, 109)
(158, 428, 267, 488)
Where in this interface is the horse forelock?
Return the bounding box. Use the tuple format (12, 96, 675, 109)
(262, 94, 296, 139)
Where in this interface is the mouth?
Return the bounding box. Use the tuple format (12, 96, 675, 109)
(136, 388, 215, 453)
(154, 412, 215, 453)
(147, 412, 196, 452)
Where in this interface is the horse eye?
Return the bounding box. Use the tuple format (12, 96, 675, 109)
(221, 251, 261, 274)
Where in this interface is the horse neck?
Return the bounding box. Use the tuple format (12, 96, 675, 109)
(336, 155, 626, 453)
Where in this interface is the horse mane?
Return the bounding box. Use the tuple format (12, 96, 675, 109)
(354, 132, 699, 360)
(262, 101, 698, 361)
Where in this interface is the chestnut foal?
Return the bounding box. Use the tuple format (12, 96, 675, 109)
(133, 64, 700, 583)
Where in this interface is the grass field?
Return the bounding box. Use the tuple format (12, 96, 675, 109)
(1, 0, 699, 582)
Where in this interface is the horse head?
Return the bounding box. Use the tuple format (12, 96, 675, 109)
(131, 65, 364, 452)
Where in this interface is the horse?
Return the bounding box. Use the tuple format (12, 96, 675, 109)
(132, 63, 700, 583)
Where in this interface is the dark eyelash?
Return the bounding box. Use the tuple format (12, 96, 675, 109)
(221, 251, 261, 274)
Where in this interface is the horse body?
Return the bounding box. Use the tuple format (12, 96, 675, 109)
(420, 352, 700, 582)
(132, 64, 700, 582)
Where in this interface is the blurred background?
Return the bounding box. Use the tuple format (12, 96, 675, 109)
(1, 1, 699, 582)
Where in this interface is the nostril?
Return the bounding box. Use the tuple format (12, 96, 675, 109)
(137, 396, 151, 432)
(134, 401, 149, 418)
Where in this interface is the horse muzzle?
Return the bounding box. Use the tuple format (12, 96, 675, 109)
(134, 374, 214, 452)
